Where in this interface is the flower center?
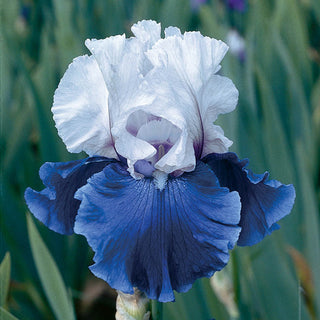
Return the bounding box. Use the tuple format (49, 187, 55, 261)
(126, 110, 181, 177)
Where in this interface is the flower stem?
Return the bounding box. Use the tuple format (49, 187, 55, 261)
(115, 289, 150, 320)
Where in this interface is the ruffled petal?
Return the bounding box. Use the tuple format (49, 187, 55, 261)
(164, 26, 182, 38)
(202, 152, 296, 246)
(52, 55, 117, 159)
(200, 75, 238, 157)
(147, 31, 228, 80)
(83, 24, 237, 177)
(123, 106, 196, 176)
(202, 124, 233, 156)
(85, 35, 156, 172)
(74, 161, 241, 302)
(131, 20, 161, 48)
(144, 32, 236, 165)
(25, 157, 113, 235)
(131, 20, 161, 75)
(85, 35, 152, 118)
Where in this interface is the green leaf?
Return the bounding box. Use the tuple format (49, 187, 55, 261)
(159, 0, 191, 31)
(311, 0, 320, 25)
(295, 142, 320, 318)
(0, 253, 11, 306)
(163, 279, 229, 320)
(0, 307, 19, 320)
(27, 214, 76, 320)
(151, 300, 163, 320)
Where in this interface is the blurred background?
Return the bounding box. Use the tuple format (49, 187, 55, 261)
(1, 0, 320, 319)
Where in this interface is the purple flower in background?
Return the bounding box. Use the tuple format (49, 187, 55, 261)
(226, 0, 246, 12)
(25, 20, 295, 302)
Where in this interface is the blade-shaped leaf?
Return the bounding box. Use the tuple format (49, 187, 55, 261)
(163, 278, 229, 320)
(27, 214, 76, 320)
(0, 253, 11, 306)
(0, 307, 19, 320)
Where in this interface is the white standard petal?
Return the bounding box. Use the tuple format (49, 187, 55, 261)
(131, 20, 161, 75)
(85, 33, 157, 172)
(52, 55, 117, 159)
(200, 75, 238, 157)
(85, 35, 153, 121)
(202, 125, 233, 157)
(147, 31, 229, 85)
(145, 31, 237, 161)
(138, 71, 199, 174)
(131, 20, 161, 46)
(164, 26, 182, 38)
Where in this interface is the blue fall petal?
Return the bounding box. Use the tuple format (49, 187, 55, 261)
(74, 161, 241, 302)
(25, 157, 113, 235)
(202, 152, 296, 246)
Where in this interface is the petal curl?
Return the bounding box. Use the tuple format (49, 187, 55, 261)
(131, 20, 161, 49)
(131, 20, 161, 75)
(164, 26, 182, 38)
(202, 152, 296, 246)
(74, 162, 241, 302)
(200, 75, 238, 157)
(85, 34, 156, 171)
(52, 55, 117, 159)
(144, 32, 237, 168)
(25, 157, 113, 235)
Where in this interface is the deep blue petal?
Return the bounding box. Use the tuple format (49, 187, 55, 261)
(202, 152, 296, 246)
(25, 157, 113, 235)
(74, 161, 241, 302)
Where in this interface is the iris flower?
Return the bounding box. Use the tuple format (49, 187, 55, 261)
(25, 20, 295, 302)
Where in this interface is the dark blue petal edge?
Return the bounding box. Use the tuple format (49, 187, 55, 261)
(202, 152, 296, 246)
(74, 161, 241, 302)
(24, 156, 113, 235)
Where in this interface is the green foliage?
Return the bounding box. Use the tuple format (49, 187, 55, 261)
(0, 307, 19, 320)
(0, 254, 18, 319)
(0, 253, 11, 307)
(1, 0, 319, 319)
(27, 214, 76, 320)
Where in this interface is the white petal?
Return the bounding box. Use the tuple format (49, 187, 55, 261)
(145, 31, 236, 162)
(200, 75, 238, 156)
(114, 128, 156, 162)
(202, 125, 233, 157)
(164, 26, 182, 38)
(52, 55, 117, 158)
(86, 34, 156, 167)
(146, 32, 228, 83)
(131, 20, 161, 45)
(115, 104, 195, 175)
(86, 35, 153, 116)
(155, 133, 195, 174)
(200, 75, 238, 120)
(136, 119, 181, 145)
(138, 66, 199, 173)
(131, 20, 161, 75)
(135, 118, 182, 169)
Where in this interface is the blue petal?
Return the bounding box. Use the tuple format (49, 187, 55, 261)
(74, 162, 241, 302)
(25, 157, 113, 235)
(202, 152, 296, 246)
